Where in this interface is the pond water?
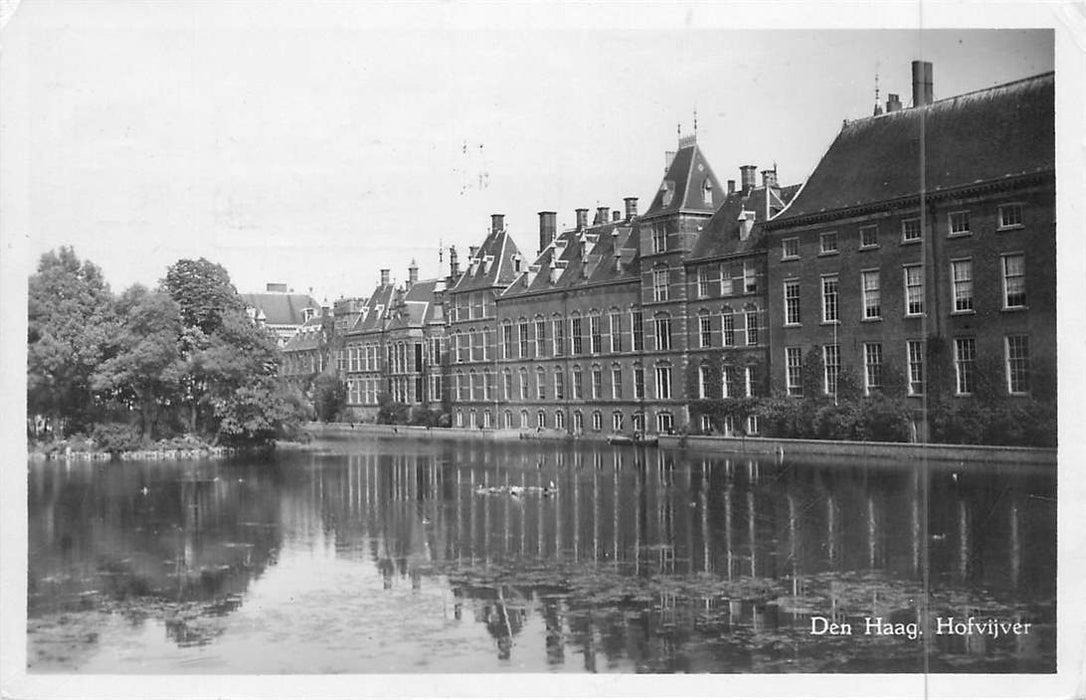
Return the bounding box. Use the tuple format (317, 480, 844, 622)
(27, 435, 1056, 673)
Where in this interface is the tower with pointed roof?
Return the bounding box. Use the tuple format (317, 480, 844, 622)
(636, 133, 726, 433)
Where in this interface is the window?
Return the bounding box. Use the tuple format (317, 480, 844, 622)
(907, 340, 925, 396)
(1002, 253, 1026, 308)
(904, 264, 924, 316)
(571, 316, 583, 354)
(744, 366, 754, 397)
(698, 312, 712, 347)
(500, 323, 512, 359)
(700, 415, 712, 433)
(503, 411, 513, 429)
(573, 411, 584, 433)
(747, 415, 760, 435)
(698, 365, 710, 399)
(520, 410, 530, 429)
(786, 347, 803, 396)
(555, 410, 565, 430)
(654, 316, 672, 350)
(860, 225, 878, 248)
(864, 343, 882, 394)
(745, 311, 759, 346)
(483, 410, 492, 429)
(744, 260, 758, 293)
(535, 319, 546, 356)
(951, 259, 974, 312)
(652, 224, 667, 253)
(456, 410, 464, 427)
(697, 267, 711, 297)
(554, 367, 565, 400)
(456, 372, 465, 401)
(609, 311, 623, 352)
(552, 317, 565, 356)
(820, 231, 838, 254)
(784, 281, 801, 326)
(657, 412, 674, 434)
(631, 310, 644, 351)
(999, 203, 1023, 229)
(902, 217, 922, 242)
(589, 314, 602, 354)
(720, 263, 735, 296)
(455, 333, 465, 363)
(611, 365, 623, 399)
(592, 411, 602, 432)
(591, 366, 602, 399)
(821, 275, 839, 323)
(612, 412, 624, 432)
(722, 310, 736, 346)
(954, 338, 976, 395)
(536, 367, 546, 400)
(571, 367, 583, 399)
(519, 368, 529, 400)
(653, 269, 669, 301)
(503, 370, 513, 400)
(949, 211, 971, 236)
(537, 410, 546, 429)
(470, 370, 482, 400)
(861, 270, 881, 319)
(633, 367, 645, 400)
(782, 238, 800, 260)
(632, 413, 644, 433)
(1006, 335, 1030, 394)
(823, 345, 840, 396)
(720, 364, 732, 398)
(518, 320, 530, 357)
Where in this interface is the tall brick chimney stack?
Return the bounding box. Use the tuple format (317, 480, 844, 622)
(624, 197, 638, 220)
(739, 165, 758, 192)
(491, 214, 505, 235)
(575, 208, 589, 231)
(912, 60, 933, 107)
(538, 211, 557, 254)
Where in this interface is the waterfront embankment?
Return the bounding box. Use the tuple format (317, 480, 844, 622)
(306, 422, 1057, 466)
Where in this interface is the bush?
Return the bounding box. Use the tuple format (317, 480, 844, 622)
(91, 423, 146, 453)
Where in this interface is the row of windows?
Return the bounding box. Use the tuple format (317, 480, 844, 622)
(282, 351, 322, 375)
(695, 309, 762, 348)
(693, 260, 760, 299)
(784, 253, 1026, 326)
(454, 407, 676, 434)
(468, 310, 655, 362)
(698, 414, 760, 436)
(346, 375, 443, 406)
(454, 363, 677, 402)
(695, 364, 757, 399)
(783, 335, 1032, 398)
(781, 203, 1026, 260)
(446, 291, 494, 323)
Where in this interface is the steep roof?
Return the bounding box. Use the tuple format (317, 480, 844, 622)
(282, 316, 324, 352)
(774, 72, 1054, 224)
(240, 291, 319, 326)
(501, 219, 642, 299)
(449, 228, 524, 294)
(387, 279, 443, 330)
(643, 137, 727, 219)
(689, 183, 801, 261)
(350, 283, 395, 334)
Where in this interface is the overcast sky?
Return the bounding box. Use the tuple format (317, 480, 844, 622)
(1, 3, 1055, 304)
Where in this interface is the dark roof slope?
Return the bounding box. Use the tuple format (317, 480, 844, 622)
(240, 292, 319, 326)
(350, 283, 395, 334)
(387, 279, 442, 329)
(643, 138, 726, 218)
(689, 183, 801, 261)
(501, 219, 642, 299)
(775, 72, 1054, 223)
(449, 228, 524, 294)
(282, 316, 324, 352)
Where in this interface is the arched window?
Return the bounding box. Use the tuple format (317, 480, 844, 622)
(612, 411, 624, 432)
(592, 411, 602, 432)
(573, 410, 584, 433)
(502, 369, 513, 400)
(536, 367, 546, 400)
(520, 409, 530, 428)
(519, 367, 529, 400)
(456, 410, 464, 428)
(653, 313, 672, 350)
(469, 409, 477, 429)
(720, 305, 736, 347)
(697, 309, 712, 348)
(537, 410, 547, 429)
(482, 409, 492, 429)
(500, 320, 514, 359)
(503, 410, 513, 429)
(555, 409, 566, 430)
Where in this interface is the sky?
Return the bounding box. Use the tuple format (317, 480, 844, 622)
(0, 2, 1057, 304)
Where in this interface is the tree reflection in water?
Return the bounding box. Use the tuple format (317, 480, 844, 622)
(27, 438, 1056, 673)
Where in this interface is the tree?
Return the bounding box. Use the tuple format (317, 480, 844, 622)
(27, 247, 115, 436)
(91, 285, 185, 439)
(162, 258, 244, 337)
(312, 373, 346, 422)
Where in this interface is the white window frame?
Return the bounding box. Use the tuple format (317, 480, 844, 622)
(861, 269, 881, 320)
(863, 342, 882, 395)
(821, 274, 839, 323)
(782, 237, 800, 260)
(954, 337, 977, 396)
(784, 280, 801, 326)
(859, 225, 879, 249)
(819, 231, 839, 255)
(950, 258, 974, 313)
(902, 217, 922, 242)
(998, 203, 1024, 230)
(904, 264, 924, 316)
(653, 269, 669, 301)
(948, 210, 971, 237)
(786, 347, 803, 396)
(1006, 335, 1030, 395)
(1002, 253, 1027, 310)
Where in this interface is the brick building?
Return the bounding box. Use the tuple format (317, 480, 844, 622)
(495, 199, 643, 436)
(684, 167, 800, 435)
(241, 283, 321, 348)
(763, 64, 1055, 437)
(342, 271, 395, 421)
(446, 216, 523, 430)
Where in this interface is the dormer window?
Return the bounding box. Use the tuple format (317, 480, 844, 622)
(702, 178, 713, 206)
(661, 181, 675, 207)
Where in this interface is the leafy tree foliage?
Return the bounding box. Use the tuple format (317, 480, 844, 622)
(162, 258, 244, 337)
(312, 373, 346, 422)
(27, 247, 115, 436)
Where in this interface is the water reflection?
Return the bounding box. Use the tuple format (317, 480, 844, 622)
(27, 438, 1056, 673)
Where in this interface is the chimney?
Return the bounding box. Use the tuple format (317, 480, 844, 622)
(911, 60, 933, 107)
(665, 151, 676, 172)
(623, 197, 638, 220)
(739, 165, 758, 192)
(407, 259, 418, 287)
(727, 180, 736, 195)
(449, 246, 459, 277)
(612, 210, 622, 222)
(575, 208, 589, 231)
(538, 211, 557, 253)
(595, 207, 609, 225)
(761, 169, 778, 189)
(380, 268, 390, 286)
(491, 214, 505, 234)
(266, 282, 288, 293)
(886, 93, 902, 113)
(469, 245, 479, 259)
